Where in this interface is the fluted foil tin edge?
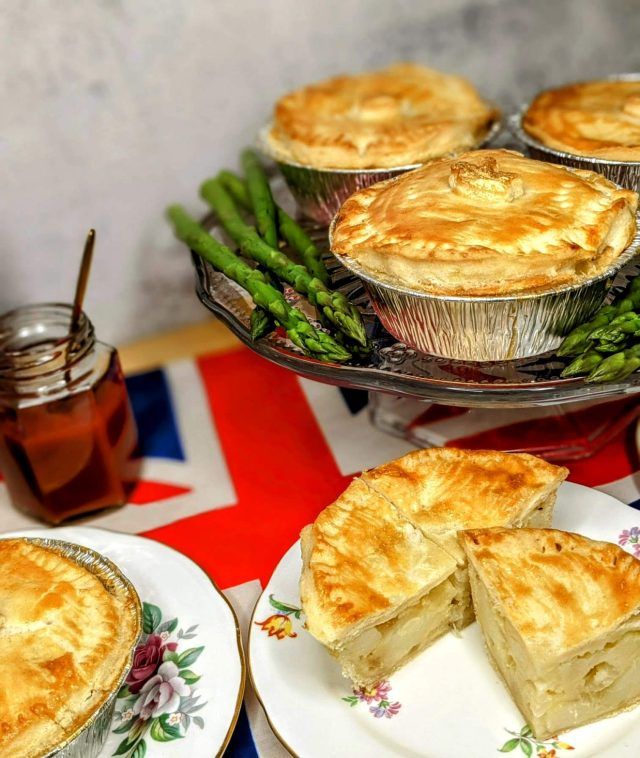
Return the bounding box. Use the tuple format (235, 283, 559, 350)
(328, 216, 640, 362)
(0, 537, 143, 758)
(257, 119, 502, 224)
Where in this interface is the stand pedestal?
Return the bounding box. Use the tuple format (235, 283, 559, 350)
(368, 392, 640, 461)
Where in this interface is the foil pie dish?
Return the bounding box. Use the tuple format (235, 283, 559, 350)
(328, 215, 640, 363)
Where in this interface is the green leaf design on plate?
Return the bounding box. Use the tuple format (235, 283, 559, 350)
(117, 684, 131, 698)
(157, 617, 179, 634)
(341, 696, 359, 707)
(149, 716, 182, 743)
(520, 725, 533, 737)
(177, 646, 204, 668)
(193, 716, 205, 729)
(163, 650, 180, 664)
(498, 738, 521, 753)
(180, 669, 202, 684)
(268, 594, 301, 616)
(131, 740, 147, 758)
(113, 734, 140, 756)
(113, 717, 138, 735)
(149, 716, 182, 742)
(520, 740, 533, 757)
(142, 603, 162, 634)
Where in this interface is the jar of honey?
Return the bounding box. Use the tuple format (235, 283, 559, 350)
(0, 303, 139, 523)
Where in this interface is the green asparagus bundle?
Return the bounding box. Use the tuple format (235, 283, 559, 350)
(200, 177, 368, 347)
(217, 168, 330, 285)
(166, 205, 350, 363)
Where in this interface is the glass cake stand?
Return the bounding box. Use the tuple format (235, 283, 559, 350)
(192, 177, 640, 459)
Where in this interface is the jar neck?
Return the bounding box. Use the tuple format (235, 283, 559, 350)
(0, 303, 96, 399)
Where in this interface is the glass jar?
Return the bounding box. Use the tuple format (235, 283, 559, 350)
(0, 303, 139, 523)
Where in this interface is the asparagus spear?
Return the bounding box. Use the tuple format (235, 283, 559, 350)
(557, 278, 640, 357)
(200, 178, 368, 347)
(560, 350, 604, 377)
(218, 169, 330, 285)
(586, 344, 640, 383)
(250, 304, 275, 339)
(241, 150, 279, 250)
(166, 205, 350, 362)
(556, 305, 618, 357)
(250, 266, 283, 339)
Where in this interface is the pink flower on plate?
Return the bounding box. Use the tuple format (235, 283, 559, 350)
(354, 680, 392, 703)
(126, 634, 178, 694)
(133, 661, 191, 721)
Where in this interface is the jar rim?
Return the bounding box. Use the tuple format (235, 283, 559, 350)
(0, 302, 92, 357)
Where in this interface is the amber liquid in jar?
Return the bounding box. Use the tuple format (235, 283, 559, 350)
(0, 305, 139, 523)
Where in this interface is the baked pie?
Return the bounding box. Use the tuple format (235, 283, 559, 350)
(524, 79, 640, 161)
(266, 63, 498, 169)
(300, 448, 568, 686)
(461, 527, 640, 739)
(330, 148, 638, 296)
(0, 538, 141, 758)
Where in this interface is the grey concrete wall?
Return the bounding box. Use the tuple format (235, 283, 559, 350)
(3, 0, 640, 343)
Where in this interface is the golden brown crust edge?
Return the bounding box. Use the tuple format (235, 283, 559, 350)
(330, 149, 638, 296)
(524, 80, 640, 161)
(267, 63, 498, 169)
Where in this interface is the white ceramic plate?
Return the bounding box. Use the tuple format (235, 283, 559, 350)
(6, 526, 245, 758)
(249, 482, 640, 757)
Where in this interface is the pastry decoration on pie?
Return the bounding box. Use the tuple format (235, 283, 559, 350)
(461, 527, 640, 739)
(0, 539, 141, 758)
(330, 148, 638, 296)
(299, 448, 568, 686)
(266, 63, 498, 169)
(524, 79, 640, 161)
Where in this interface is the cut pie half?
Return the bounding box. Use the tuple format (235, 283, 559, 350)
(300, 478, 457, 686)
(461, 527, 640, 739)
(300, 449, 568, 686)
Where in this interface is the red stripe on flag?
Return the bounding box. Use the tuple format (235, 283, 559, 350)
(143, 348, 352, 588)
(128, 481, 192, 505)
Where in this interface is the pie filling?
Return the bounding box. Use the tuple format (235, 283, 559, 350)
(469, 562, 640, 740)
(335, 575, 459, 686)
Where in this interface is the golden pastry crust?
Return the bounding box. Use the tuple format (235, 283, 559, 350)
(461, 527, 640, 655)
(362, 448, 568, 539)
(267, 63, 498, 169)
(300, 478, 456, 647)
(524, 80, 640, 161)
(0, 539, 140, 758)
(331, 149, 638, 296)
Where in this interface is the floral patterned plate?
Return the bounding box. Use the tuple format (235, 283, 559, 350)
(249, 482, 640, 757)
(5, 526, 245, 758)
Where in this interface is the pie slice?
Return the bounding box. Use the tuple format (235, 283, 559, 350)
(300, 478, 457, 686)
(300, 449, 568, 686)
(461, 527, 640, 739)
(362, 448, 568, 629)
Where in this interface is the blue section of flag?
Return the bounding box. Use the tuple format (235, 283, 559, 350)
(125, 370, 185, 461)
(225, 704, 259, 757)
(627, 498, 640, 511)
